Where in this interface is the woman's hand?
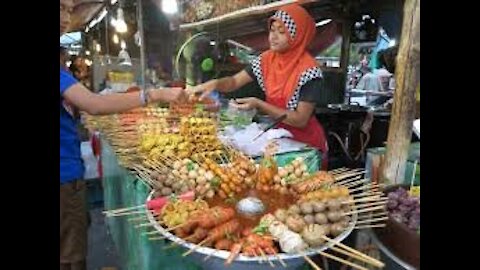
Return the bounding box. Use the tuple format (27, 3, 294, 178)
(148, 87, 187, 104)
(234, 97, 260, 110)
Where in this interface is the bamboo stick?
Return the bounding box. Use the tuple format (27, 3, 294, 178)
(318, 251, 368, 270)
(355, 224, 386, 229)
(356, 217, 389, 225)
(321, 236, 384, 268)
(342, 206, 386, 216)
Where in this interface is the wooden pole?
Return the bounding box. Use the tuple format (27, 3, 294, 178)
(382, 0, 420, 185)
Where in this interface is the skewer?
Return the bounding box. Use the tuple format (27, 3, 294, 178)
(128, 212, 161, 222)
(321, 236, 384, 268)
(259, 249, 275, 268)
(165, 222, 188, 232)
(203, 249, 220, 261)
(183, 238, 210, 257)
(148, 236, 167, 241)
(355, 201, 388, 209)
(342, 195, 384, 204)
(318, 251, 368, 270)
(342, 206, 386, 216)
(358, 211, 388, 220)
(162, 241, 179, 250)
(343, 179, 371, 188)
(329, 167, 348, 174)
(274, 254, 287, 267)
(355, 224, 386, 229)
(334, 171, 366, 181)
(135, 222, 154, 228)
(303, 255, 322, 270)
(352, 191, 383, 198)
(142, 230, 161, 236)
(329, 246, 381, 268)
(128, 216, 148, 222)
(254, 249, 264, 264)
(335, 174, 363, 184)
(356, 217, 389, 225)
(103, 204, 145, 214)
(182, 234, 199, 242)
(106, 209, 148, 217)
(349, 183, 382, 193)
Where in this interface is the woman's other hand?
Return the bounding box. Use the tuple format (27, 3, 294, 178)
(234, 97, 260, 110)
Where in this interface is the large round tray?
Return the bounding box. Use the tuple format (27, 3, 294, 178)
(146, 191, 358, 270)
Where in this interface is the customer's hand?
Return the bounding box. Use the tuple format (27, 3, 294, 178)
(187, 80, 217, 101)
(234, 97, 260, 110)
(148, 87, 188, 104)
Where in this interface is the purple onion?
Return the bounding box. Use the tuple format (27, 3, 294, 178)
(388, 192, 400, 201)
(398, 204, 411, 213)
(409, 212, 420, 220)
(402, 197, 417, 206)
(396, 187, 408, 196)
(408, 219, 420, 230)
(387, 200, 398, 210)
(390, 212, 405, 223)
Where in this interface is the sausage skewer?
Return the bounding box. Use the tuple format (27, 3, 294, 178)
(183, 220, 241, 257)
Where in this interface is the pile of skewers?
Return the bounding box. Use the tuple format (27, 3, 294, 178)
(103, 167, 387, 269)
(89, 102, 390, 270)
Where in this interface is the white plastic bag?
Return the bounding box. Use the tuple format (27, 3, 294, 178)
(81, 141, 99, 179)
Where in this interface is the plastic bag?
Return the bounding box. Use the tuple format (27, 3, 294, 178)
(81, 141, 99, 180)
(224, 100, 257, 127)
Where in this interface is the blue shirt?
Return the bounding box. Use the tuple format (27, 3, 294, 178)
(60, 69, 84, 184)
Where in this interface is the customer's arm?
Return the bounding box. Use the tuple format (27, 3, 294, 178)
(62, 83, 185, 115)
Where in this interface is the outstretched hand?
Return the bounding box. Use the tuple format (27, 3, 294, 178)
(149, 87, 188, 104)
(186, 80, 217, 101)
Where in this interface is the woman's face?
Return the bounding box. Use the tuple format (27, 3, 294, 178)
(269, 20, 290, 53)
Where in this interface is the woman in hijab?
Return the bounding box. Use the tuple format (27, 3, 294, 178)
(190, 3, 328, 168)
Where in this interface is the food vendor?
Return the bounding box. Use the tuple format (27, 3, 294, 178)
(190, 3, 328, 168)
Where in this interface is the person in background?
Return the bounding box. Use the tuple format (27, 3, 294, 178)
(377, 46, 398, 109)
(60, 46, 69, 69)
(60, 1, 188, 269)
(190, 3, 329, 169)
(69, 55, 90, 88)
(378, 46, 398, 90)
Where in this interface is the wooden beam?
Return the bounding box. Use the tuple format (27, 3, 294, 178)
(179, 0, 321, 31)
(382, 0, 420, 184)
